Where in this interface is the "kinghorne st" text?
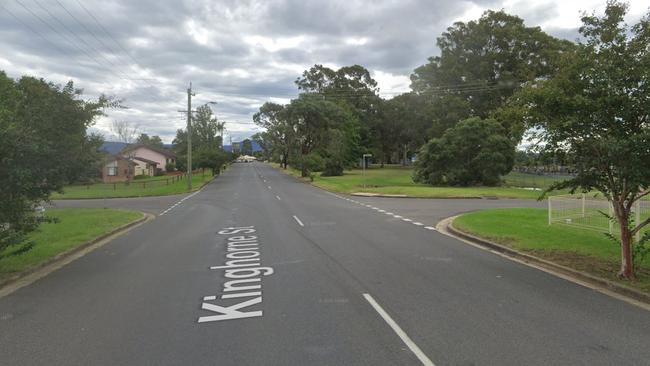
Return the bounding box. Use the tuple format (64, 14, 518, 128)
(197, 226, 274, 323)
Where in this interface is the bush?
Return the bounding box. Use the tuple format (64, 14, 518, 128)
(413, 117, 515, 186)
(299, 153, 325, 176)
(165, 162, 176, 172)
(155, 168, 164, 176)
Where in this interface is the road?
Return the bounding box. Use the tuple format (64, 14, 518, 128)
(1, 162, 649, 365)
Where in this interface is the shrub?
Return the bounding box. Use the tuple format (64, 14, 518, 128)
(413, 117, 515, 186)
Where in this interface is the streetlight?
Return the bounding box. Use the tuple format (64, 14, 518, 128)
(362, 153, 372, 190)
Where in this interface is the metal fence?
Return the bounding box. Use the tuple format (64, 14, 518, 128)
(548, 194, 650, 241)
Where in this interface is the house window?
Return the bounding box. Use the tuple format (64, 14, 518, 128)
(107, 167, 118, 176)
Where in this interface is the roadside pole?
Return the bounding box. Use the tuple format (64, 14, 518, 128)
(187, 82, 194, 191)
(362, 153, 372, 190)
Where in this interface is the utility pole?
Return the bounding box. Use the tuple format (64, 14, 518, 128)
(186, 82, 195, 190)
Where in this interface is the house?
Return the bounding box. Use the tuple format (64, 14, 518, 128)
(133, 157, 159, 176)
(100, 144, 177, 183)
(120, 144, 177, 173)
(102, 156, 136, 183)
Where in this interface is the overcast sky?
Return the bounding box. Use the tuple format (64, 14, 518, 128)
(1, 0, 648, 143)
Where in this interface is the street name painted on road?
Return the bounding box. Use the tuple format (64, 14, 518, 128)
(197, 226, 274, 323)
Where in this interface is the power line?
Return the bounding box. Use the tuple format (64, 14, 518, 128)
(13, 0, 128, 81)
(73, 0, 146, 73)
(53, 0, 155, 84)
(30, 0, 136, 82)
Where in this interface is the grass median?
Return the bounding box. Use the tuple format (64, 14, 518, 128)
(52, 171, 215, 199)
(453, 208, 650, 292)
(0, 208, 143, 282)
(271, 164, 566, 199)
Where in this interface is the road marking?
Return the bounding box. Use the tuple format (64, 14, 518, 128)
(363, 293, 435, 366)
(276, 195, 281, 201)
(292, 215, 305, 227)
(268, 186, 272, 189)
(160, 189, 203, 216)
(424, 226, 436, 230)
(393, 215, 403, 219)
(402, 218, 413, 222)
(413, 222, 424, 226)
(385, 212, 393, 215)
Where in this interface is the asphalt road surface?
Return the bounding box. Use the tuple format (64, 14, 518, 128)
(2, 162, 649, 365)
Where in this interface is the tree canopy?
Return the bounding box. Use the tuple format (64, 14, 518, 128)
(0, 72, 115, 252)
(509, 1, 650, 279)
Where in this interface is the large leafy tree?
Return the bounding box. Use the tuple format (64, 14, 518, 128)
(253, 102, 293, 168)
(296, 64, 379, 154)
(413, 117, 515, 186)
(0, 72, 116, 252)
(284, 94, 359, 177)
(511, 1, 650, 279)
(411, 10, 573, 139)
(136, 133, 164, 148)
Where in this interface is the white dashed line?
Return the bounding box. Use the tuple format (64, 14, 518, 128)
(424, 226, 436, 231)
(363, 293, 436, 366)
(402, 218, 412, 222)
(276, 195, 281, 201)
(413, 222, 424, 226)
(292, 215, 305, 227)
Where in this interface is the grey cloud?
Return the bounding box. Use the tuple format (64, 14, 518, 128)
(0, 0, 587, 142)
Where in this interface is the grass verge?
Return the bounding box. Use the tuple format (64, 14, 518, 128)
(453, 208, 650, 293)
(271, 163, 565, 199)
(0, 208, 143, 282)
(52, 171, 215, 199)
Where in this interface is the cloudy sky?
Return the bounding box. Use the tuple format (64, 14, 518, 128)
(1, 0, 648, 143)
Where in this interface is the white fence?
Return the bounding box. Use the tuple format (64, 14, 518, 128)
(548, 194, 650, 241)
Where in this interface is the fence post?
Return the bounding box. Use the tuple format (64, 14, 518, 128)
(113, 183, 116, 191)
(143, 182, 146, 189)
(548, 197, 552, 225)
(634, 200, 641, 243)
(581, 193, 586, 218)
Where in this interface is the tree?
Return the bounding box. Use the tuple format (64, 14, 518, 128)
(253, 102, 293, 168)
(193, 104, 221, 151)
(510, 1, 650, 279)
(411, 10, 573, 140)
(284, 94, 358, 177)
(110, 120, 139, 144)
(136, 133, 164, 148)
(241, 139, 253, 156)
(0, 72, 117, 253)
(296, 64, 379, 155)
(413, 117, 515, 186)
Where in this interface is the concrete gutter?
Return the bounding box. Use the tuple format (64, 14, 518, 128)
(437, 215, 650, 311)
(0, 212, 154, 298)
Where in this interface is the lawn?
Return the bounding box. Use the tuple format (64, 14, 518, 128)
(272, 164, 566, 199)
(52, 171, 215, 199)
(0, 208, 143, 282)
(453, 208, 650, 292)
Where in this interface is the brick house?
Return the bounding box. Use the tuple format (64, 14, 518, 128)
(102, 156, 136, 183)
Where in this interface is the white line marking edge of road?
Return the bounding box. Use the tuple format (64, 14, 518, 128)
(363, 293, 435, 366)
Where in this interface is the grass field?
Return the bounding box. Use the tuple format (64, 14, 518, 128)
(52, 171, 215, 199)
(272, 164, 567, 199)
(0, 208, 142, 281)
(453, 208, 650, 292)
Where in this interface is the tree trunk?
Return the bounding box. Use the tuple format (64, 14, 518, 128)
(617, 214, 636, 280)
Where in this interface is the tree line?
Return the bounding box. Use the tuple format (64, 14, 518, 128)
(253, 2, 650, 279)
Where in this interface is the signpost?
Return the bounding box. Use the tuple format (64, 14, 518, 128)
(362, 153, 372, 190)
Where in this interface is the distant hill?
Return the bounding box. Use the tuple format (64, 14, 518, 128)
(101, 141, 174, 155)
(101, 141, 128, 155)
(224, 141, 262, 153)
